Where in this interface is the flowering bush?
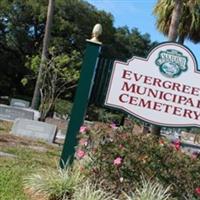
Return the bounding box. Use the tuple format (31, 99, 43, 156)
(113, 157, 123, 166)
(76, 123, 200, 199)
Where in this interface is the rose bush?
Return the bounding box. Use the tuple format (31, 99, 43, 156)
(76, 123, 200, 199)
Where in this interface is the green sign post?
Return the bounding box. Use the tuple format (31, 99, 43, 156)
(60, 25, 102, 168)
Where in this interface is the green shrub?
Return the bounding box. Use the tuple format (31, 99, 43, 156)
(77, 124, 200, 199)
(73, 180, 114, 200)
(55, 99, 73, 116)
(123, 176, 173, 200)
(24, 165, 85, 200)
(87, 105, 124, 124)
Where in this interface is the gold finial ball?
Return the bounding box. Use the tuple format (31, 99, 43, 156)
(92, 24, 102, 38)
(89, 24, 102, 44)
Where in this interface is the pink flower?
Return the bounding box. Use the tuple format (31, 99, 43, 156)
(110, 123, 117, 129)
(172, 140, 181, 151)
(119, 144, 124, 149)
(191, 152, 198, 159)
(173, 140, 180, 145)
(159, 139, 165, 146)
(174, 143, 180, 150)
(195, 187, 200, 195)
(76, 149, 85, 159)
(113, 157, 122, 166)
(79, 138, 88, 146)
(80, 126, 87, 133)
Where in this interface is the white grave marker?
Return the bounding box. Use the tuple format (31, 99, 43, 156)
(11, 119, 57, 143)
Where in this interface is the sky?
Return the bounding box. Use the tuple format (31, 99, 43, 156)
(86, 0, 200, 66)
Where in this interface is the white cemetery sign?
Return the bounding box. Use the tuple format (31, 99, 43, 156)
(105, 42, 200, 127)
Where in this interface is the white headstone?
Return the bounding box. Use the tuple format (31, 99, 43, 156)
(21, 107, 41, 120)
(11, 119, 57, 143)
(0, 104, 34, 121)
(10, 98, 30, 108)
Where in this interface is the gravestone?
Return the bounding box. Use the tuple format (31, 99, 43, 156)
(181, 131, 200, 146)
(0, 151, 16, 158)
(21, 107, 40, 120)
(0, 104, 34, 121)
(10, 98, 30, 108)
(45, 117, 67, 134)
(0, 96, 9, 105)
(181, 131, 195, 143)
(11, 119, 57, 143)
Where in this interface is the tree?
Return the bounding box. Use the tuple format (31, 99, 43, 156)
(154, 0, 200, 44)
(0, 0, 157, 114)
(51, 0, 115, 54)
(111, 26, 157, 60)
(153, 0, 183, 136)
(0, 0, 48, 55)
(0, 0, 116, 97)
(0, 0, 48, 96)
(168, 0, 183, 41)
(153, 0, 200, 135)
(31, 0, 54, 109)
(24, 48, 81, 120)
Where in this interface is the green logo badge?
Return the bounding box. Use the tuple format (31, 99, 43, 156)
(155, 49, 188, 78)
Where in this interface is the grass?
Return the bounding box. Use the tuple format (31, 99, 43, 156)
(24, 164, 85, 200)
(0, 120, 12, 134)
(0, 121, 193, 200)
(0, 121, 61, 200)
(73, 181, 114, 200)
(0, 154, 38, 200)
(123, 177, 173, 200)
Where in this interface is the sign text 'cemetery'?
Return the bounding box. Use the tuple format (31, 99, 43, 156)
(105, 42, 200, 127)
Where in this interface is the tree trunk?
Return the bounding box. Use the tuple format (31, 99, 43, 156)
(178, 35, 185, 44)
(31, 0, 54, 109)
(151, 125, 161, 137)
(152, 0, 183, 137)
(168, 0, 183, 41)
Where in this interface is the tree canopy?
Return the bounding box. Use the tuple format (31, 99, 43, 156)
(0, 0, 156, 98)
(154, 0, 200, 44)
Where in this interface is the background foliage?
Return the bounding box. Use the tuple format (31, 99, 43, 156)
(0, 0, 156, 99)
